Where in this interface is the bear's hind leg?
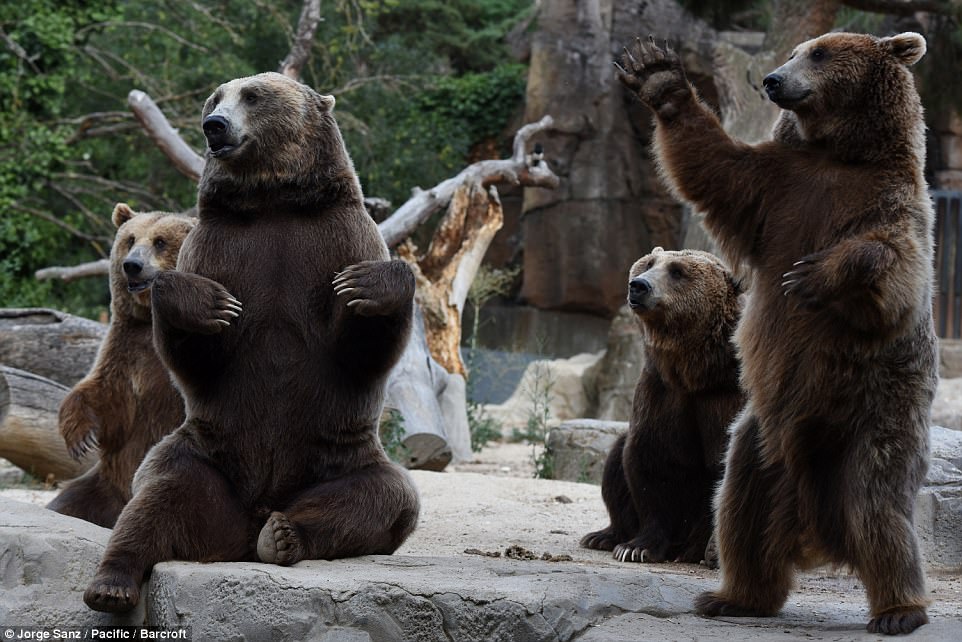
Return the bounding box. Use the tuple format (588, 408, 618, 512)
(47, 464, 126, 528)
(84, 438, 254, 613)
(847, 432, 929, 635)
(259, 461, 420, 564)
(581, 434, 637, 551)
(695, 411, 797, 617)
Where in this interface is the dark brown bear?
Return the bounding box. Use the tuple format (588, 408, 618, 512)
(581, 247, 743, 564)
(84, 72, 419, 613)
(47, 204, 192, 528)
(617, 32, 937, 635)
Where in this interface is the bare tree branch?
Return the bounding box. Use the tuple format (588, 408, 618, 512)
(76, 21, 210, 52)
(842, 0, 958, 15)
(278, 0, 322, 80)
(378, 115, 560, 248)
(35, 260, 110, 282)
(0, 28, 40, 74)
(127, 90, 205, 181)
(11, 203, 110, 246)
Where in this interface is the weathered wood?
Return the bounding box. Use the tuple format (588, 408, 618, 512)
(278, 0, 322, 80)
(398, 183, 505, 375)
(35, 258, 110, 282)
(0, 308, 106, 387)
(0, 366, 96, 481)
(128, 89, 205, 181)
(378, 115, 559, 248)
(384, 307, 472, 470)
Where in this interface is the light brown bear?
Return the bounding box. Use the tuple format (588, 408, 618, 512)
(581, 247, 743, 565)
(83, 72, 419, 613)
(617, 33, 937, 635)
(47, 204, 192, 528)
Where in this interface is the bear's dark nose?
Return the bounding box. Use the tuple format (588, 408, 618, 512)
(762, 73, 783, 99)
(202, 115, 229, 138)
(122, 258, 143, 277)
(628, 278, 652, 307)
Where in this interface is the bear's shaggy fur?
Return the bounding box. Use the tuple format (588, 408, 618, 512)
(84, 72, 419, 613)
(581, 247, 743, 565)
(617, 32, 937, 635)
(47, 204, 192, 528)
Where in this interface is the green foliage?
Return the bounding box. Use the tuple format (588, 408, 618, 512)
(0, 0, 532, 318)
(509, 361, 555, 479)
(379, 409, 410, 464)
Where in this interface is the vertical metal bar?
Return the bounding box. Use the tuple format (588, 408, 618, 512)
(952, 195, 962, 338)
(937, 193, 952, 337)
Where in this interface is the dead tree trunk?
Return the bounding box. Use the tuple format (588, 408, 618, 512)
(0, 366, 96, 482)
(0, 308, 106, 387)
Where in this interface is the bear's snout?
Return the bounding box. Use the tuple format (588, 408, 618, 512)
(122, 257, 143, 277)
(763, 73, 783, 100)
(203, 115, 234, 155)
(628, 277, 653, 308)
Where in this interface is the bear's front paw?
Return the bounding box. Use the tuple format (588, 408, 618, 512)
(152, 272, 242, 334)
(781, 253, 830, 308)
(616, 36, 691, 119)
(59, 389, 101, 461)
(613, 537, 667, 563)
(333, 260, 415, 317)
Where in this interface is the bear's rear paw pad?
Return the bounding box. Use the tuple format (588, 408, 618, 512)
(867, 606, 928, 635)
(257, 511, 305, 566)
(580, 527, 617, 551)
(694, 592, 769, 617)
(84, 574, 140, 613)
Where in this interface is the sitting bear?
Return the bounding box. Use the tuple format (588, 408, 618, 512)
(617, 32, 937, 634)
(47, 204, 193, 528)
(84, 72, 419, 613)
(581, 247, 743, 564)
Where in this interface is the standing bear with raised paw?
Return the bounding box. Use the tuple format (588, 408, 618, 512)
(84, 72, 420, 613)
(617, 32, 937, 635)
(581, 247, 743, 566)
(47, 204, 193, 528)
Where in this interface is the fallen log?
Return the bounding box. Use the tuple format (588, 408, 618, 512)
(0, 366, 96, 482)
(0, 308, 106, 387)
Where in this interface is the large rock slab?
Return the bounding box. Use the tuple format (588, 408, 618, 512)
(0, 496, 142, 627)
(3, 468, 962, 640)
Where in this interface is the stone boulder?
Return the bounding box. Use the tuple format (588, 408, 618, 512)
(483, 352, 604, 433)
(588, 305, 644, 421)
(932, 378, 962, 431)
(0, 497, 142, 627)
(545, 419, 626, 484)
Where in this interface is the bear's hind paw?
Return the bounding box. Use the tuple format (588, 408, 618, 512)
(257, 511, 305, 566)
(694, 592, 772, 618)
(580, 528, 617, 551)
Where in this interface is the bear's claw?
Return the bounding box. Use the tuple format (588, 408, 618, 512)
(83, 574, 140, 613)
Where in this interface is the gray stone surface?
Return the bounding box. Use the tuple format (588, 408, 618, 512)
(588, 305, 644, 421)
(0, 496, 142, 627)
(546, 419, 626, 484)
(3, 464, 962, 640)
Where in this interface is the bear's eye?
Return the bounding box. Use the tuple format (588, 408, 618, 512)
(647, 259, 655, 269)
(153, 238, 166, 251)
(669, 266, 685, 279)
(243, 91, 258, 105)
(126, 235, 135, 249)
(810, 48, 826, 62)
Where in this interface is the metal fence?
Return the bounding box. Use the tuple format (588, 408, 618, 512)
(934, 190, 962, 338)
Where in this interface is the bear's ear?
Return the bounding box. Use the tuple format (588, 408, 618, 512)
(317, 93, 335, 112)
(111, 203, 136, 228)
(652, 246, 664, 254)
(881, 32, 926, 66)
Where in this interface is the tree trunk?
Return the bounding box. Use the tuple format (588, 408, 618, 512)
(0, 308, 106, 387)
(0, 366, 96, 482)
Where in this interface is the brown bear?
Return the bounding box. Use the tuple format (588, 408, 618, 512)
(581, 247, 743, 565)
(83, 72, 420, 613)
(47, 204, 193, 528)
(617, 33, 937, 635)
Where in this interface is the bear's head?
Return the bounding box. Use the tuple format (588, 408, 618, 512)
(198, 72, 359, 211)
(763, 31, 926, 163)
(110, 203, 196, 320)
(627, 247, 742, 341)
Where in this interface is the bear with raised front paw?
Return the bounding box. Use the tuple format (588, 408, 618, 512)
(618, 32, 936, 635)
